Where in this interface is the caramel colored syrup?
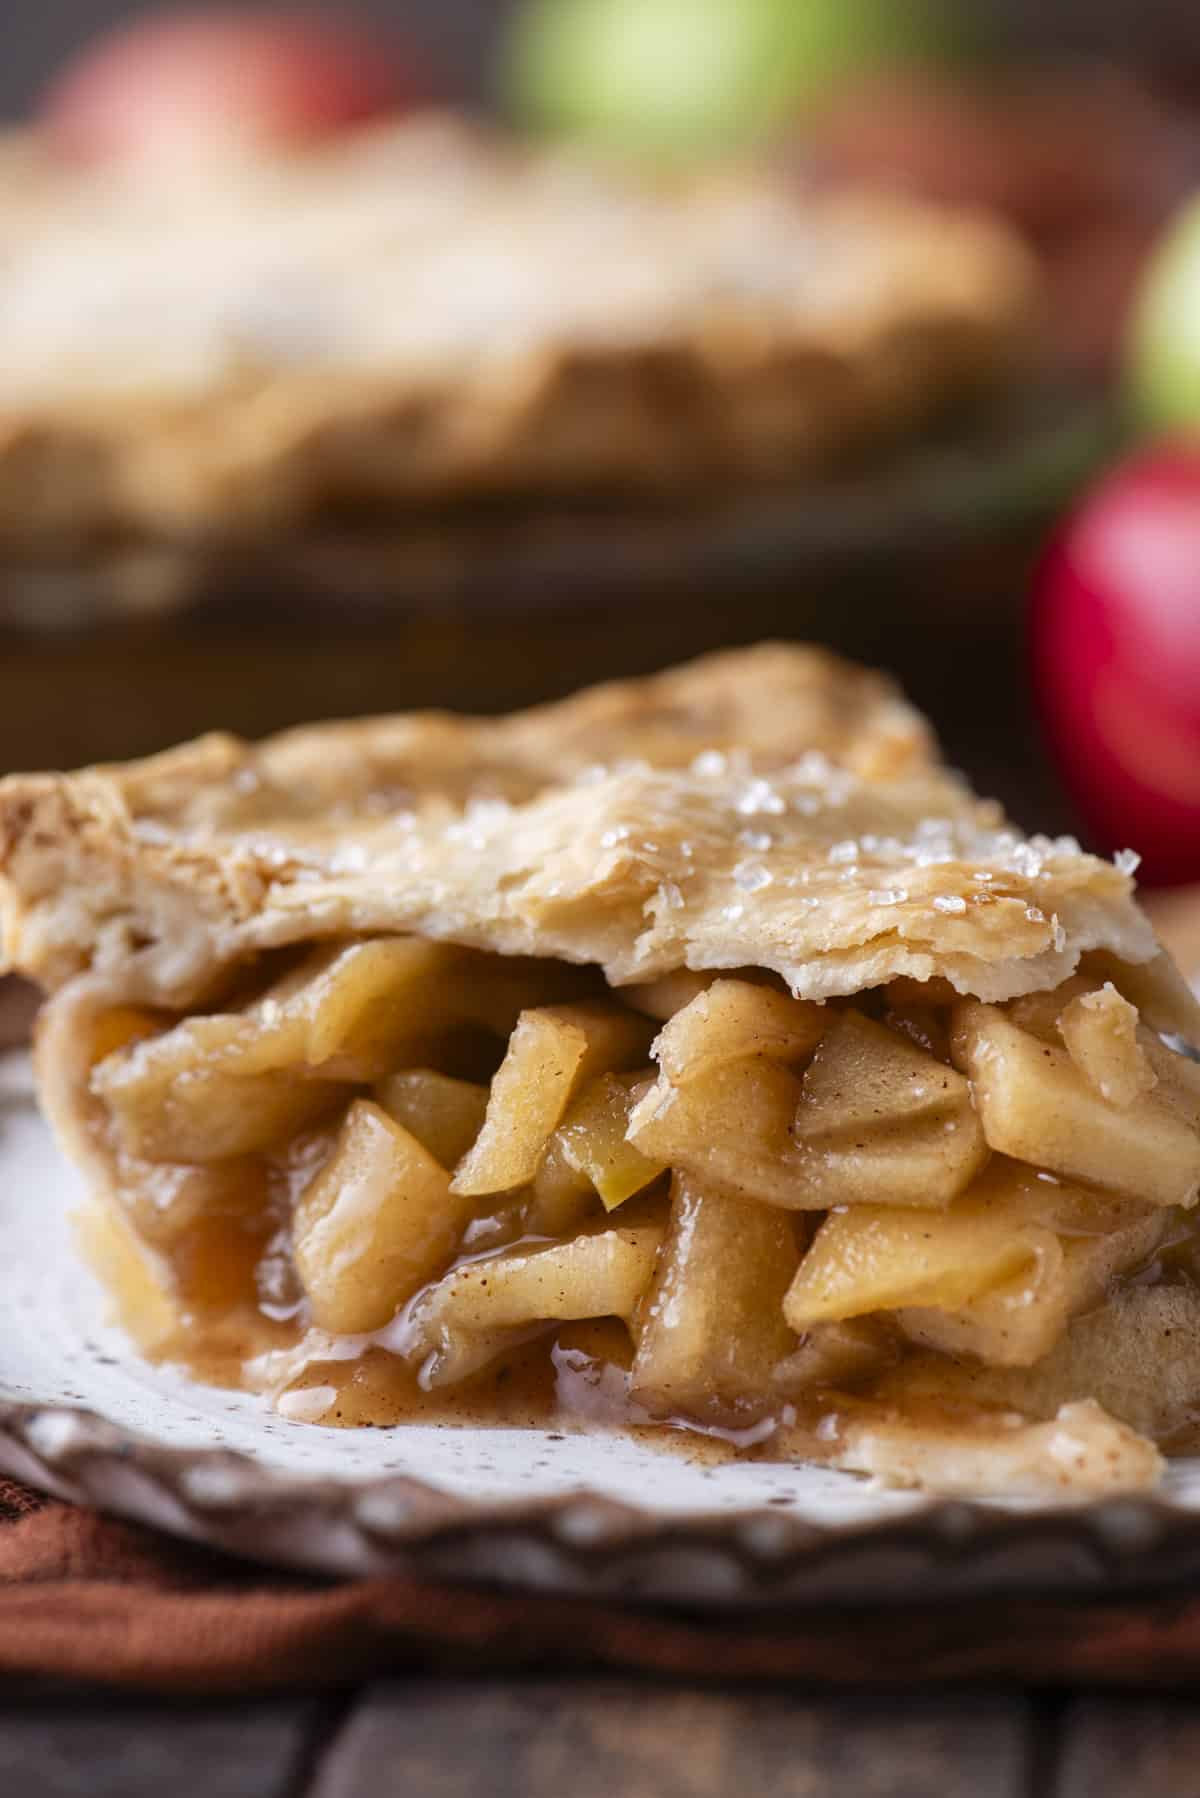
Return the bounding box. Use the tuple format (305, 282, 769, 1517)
(76, 1175, 1200, 1472)
(77, 1199, 742, 1455)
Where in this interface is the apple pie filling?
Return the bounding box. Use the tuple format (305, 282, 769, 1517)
(57, 931, 1200, 1493)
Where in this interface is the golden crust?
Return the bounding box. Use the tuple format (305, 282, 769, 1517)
(0, 115, 1037, 543)
(0, 645, 1155, 1005)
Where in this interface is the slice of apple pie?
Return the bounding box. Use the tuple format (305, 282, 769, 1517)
(3, 644, 1199, 1497)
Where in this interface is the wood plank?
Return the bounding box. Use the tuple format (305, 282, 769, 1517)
(1056, 1697, 1200, 1796)
(0, 1696, 330, 1798)
(312, 1682, 1035, 1798)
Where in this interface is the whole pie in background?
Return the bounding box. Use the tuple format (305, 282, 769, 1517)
(3, 644, 1199, 1498)
(0, 114, 1036, 547)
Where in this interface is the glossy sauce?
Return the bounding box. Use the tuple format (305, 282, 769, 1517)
(81, 1188, 1200, 1467)
(76, 1199, 733, 1451)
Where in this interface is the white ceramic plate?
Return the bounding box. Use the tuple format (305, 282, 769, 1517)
(4, 1048, 1200, 1605)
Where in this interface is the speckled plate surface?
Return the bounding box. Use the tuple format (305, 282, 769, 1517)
(5, 1047, 1200, 1606)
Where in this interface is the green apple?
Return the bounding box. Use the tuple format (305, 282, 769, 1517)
(503, 0, 983, 154)
(1129, 194, 1200, 435)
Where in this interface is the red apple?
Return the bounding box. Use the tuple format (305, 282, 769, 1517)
(39, 7, 424, 166)
(1031, 446, 1200, 887)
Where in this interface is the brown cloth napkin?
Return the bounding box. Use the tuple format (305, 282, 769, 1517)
(5, 1479, 1200, 1693)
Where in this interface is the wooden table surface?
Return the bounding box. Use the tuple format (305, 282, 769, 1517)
(3, 1683, 1199, 1795)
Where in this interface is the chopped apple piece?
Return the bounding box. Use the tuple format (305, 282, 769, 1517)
(1009, 973, 1200, 1127)
(773, 1316, 899, 1397)
(451, 1002, 653, 1198)
(525, 1137, 599, 1238)
(293, 1099, 470, 1334)
(282, 939, 590, 1075)
(421, 1217, 663, 1332)
(623, 980, 828, 1207)
(1004, 974, 1094, 1043)
(629, 1011, 985, 1212)
(790, 1010, 988, 1209)
(623, 970, 721, 1021)
(406, 1323, 542, 1391)
(783, 1170, 1064, 1330)
(653, 979, 825, 1085)
(1084, 947, 1200, 1045)
(628, 1055, 809, 1205)
(1060, 984, 1156, 1108)
(374, 1069, 488, 1170)
(91, 938, 453, 1160)
(951, 1001, 1200, 1208)
(898, 1170, 1168, 1366)
(631, 1173, 799, 1422)
(404, 1211, 665, 1386)
(98, 1058, 341, 1163)
(277, 937, 470, 1078)
(91, 938, 592, 1163)
(557, 1072, 665, 1210)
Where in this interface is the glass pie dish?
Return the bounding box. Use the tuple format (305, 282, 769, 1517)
(3, 644, 1197, 1498)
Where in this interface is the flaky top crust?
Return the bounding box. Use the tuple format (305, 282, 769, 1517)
(0, 645, 1155, 1006)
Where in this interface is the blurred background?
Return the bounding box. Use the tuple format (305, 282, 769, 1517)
(6, 0, 1200, 113)
(0, 0, 502, 111)
(1, 0, 1199, 955)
